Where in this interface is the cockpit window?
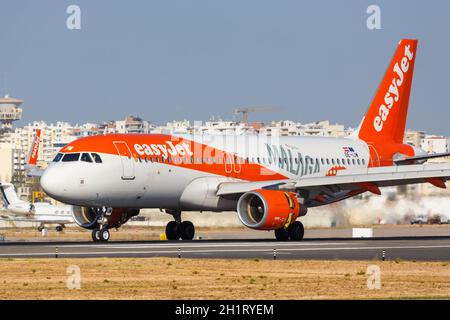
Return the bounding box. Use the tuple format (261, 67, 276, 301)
(91, 153, 103, 163)
(53, 153, 63, 162)
(62, 153, 80, 162)
(81, 153, 93, 163)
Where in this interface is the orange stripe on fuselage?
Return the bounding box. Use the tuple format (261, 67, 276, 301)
(60, 134, 288, 182)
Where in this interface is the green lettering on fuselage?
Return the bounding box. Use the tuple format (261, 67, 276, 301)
(265, 144, 319, 177)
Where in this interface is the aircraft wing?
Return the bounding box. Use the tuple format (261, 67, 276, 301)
(217, 179, 295, 196)
(216, 163, 450, 196)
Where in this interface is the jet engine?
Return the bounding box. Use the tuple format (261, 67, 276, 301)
(237, 189, 300, 230)
(72, 207, 140, 229)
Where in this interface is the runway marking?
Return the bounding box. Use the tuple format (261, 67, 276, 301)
(46, 242, 353, 249)
(1, 244, 450, 257)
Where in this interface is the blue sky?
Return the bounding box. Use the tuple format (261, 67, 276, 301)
(1, 0, 450, 135)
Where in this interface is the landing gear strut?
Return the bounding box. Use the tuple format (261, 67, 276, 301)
(91, 207, 112, 242)
(164, 210, 195, 240)
(275, 221, 304, 241)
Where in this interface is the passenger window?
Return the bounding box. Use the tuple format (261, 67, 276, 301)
(357, 159, 361, 165)
(53, 153, 63, 162)
(326, 159, 330, 165)
(331, 159, 335, 165)
(81, 153, 93, 163)
(62, 153, 80, 162)
(362, 159, 366, 165)
(91, 153, 103, 163)
(337, 159, 340, 165)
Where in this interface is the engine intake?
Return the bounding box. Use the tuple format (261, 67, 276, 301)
(72, 207, 140, 229)
(237, 189, 300, 230)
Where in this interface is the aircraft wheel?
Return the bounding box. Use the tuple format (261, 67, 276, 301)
(179, 221, 195, 240)
(288, 221, 304, 241)
(56, 226, 64, 232)
(165, 221, 180, 240)
(92, 229, 101, 242)
(37, 226, 44, 232)
(99, 228, 110, 242)
(274, 228, 289, 241)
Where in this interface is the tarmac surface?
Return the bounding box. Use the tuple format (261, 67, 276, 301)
(1, 236, 450, 261)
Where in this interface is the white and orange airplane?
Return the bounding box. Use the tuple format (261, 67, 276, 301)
(40, 39, 450, 242)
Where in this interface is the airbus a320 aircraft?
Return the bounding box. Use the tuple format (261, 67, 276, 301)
(40, 39, 450, 242)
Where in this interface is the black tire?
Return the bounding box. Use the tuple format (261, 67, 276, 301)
(56, 226, 63, 232)
(274, 228, 289, 241)
(99, 229, 110, 242)
(37, 226, 44, 232)
(91, 229, 101, 242)
(288, 221, 304, 241)
(179, 221, 195, 240)
(165, 221, 180, 240)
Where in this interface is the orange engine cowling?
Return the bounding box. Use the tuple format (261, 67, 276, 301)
(237, 189, 300, 230)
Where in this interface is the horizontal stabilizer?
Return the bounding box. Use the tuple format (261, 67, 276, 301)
(394, 152, 450, 164)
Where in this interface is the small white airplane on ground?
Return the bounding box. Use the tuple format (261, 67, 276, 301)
(0, 129, 75, 232)
(0, 182, 74, 231)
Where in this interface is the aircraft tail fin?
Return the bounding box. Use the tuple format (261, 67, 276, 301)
(25, 129, 41, 169)
(0, 183, 23, 205)
(358, 39, 418, 145)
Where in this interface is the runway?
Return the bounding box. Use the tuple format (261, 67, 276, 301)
(1, 236, 450, 261)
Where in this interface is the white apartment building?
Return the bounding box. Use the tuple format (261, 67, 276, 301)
(421, 135, 450, 154)
(260, 120, 349, 137)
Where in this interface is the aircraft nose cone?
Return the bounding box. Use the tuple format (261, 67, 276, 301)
(40, 167, 64, 200)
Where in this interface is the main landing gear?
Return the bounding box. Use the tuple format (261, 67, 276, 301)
(165, 210, 195, 240)
(274, 221, 304, 241)
(91, 207, 112, 242)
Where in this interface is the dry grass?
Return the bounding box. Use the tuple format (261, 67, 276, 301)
(0, 258, 449, 299)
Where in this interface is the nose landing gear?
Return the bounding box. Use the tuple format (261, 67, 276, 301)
(164, 210, 195, 240)
(92, 228, 110, 242)
(91, 207, 112, 242)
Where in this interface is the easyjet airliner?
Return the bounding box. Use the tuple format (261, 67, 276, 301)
(40, 39, 450, 242)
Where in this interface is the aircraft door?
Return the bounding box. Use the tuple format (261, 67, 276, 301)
(224, 154, 233, 176)
(113, 141, 135, 180)
(368, 144, 380, 167)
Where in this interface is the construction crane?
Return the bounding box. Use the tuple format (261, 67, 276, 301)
(234, 106, 279, 123)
